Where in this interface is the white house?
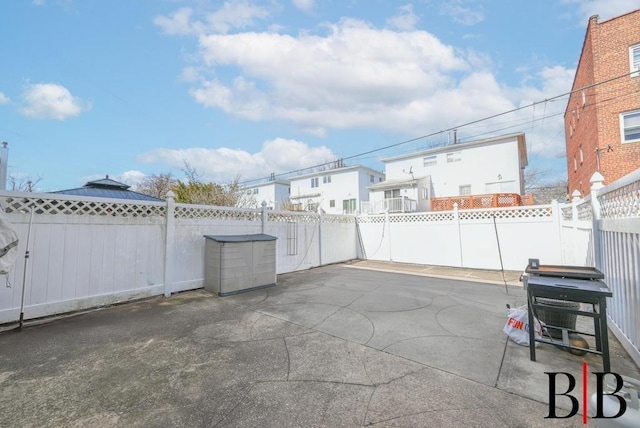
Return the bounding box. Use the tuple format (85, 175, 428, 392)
(289, 166, 385, 214)
(243, 180, 291, 210)
(366, 133, 528, 213)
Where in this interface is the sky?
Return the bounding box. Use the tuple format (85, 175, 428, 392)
(1, 0, 639, 192)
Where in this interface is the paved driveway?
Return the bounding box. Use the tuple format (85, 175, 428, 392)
(1, 263, 638, 427)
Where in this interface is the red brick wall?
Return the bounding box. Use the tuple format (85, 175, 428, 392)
(565, 10, 640, 196)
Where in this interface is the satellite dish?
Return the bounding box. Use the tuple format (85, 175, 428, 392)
(0, 208, 19, 274)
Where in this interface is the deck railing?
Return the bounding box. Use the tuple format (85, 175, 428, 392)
(360, 197, 418, 214)
(430, 193, 534, 211)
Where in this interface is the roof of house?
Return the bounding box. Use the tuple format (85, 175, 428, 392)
(289, 165, 385, 181)
(243, 179, 291, 190)
(381, 132, 528, 168)
(367, 176, 430, 191)
(51, 175, 164, 202)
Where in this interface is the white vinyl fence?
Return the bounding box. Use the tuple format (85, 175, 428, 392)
(0, 193, 356, 324)
(559, 171, 640, 367)
(1, 170, 638, 369)
(357, 203, 563, 271)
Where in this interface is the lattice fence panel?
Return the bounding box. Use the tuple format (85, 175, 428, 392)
(0, 195, 165, 217)
(389, 212, 455, 223)
(322, 214, 356, 224)
(356, 215, 385, 224)
(577, 202, 593, 221)
(599, 179, 640, 219)
(458, 206, 552, 220)
(174, 205, 261, 221)
(268, 212, 320, 223)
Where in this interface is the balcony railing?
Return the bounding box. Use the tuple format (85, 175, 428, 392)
(430, 193, 534, 211)
(360, 197, 418, 214)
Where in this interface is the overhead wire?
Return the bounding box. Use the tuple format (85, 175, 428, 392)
(238, 69, 639, 186)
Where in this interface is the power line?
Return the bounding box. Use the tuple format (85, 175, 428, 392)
(239, 69, 639, 186)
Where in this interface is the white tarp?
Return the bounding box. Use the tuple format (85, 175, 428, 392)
(0, 207, 19, 274)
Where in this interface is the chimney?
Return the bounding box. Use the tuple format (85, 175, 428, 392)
(0, 142, 8, 190)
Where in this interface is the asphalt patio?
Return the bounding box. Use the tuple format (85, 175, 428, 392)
(0, 260, 638, 427)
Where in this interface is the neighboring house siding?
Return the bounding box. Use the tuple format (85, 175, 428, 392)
(289, 167, 384, 214)
(383, 135, 525, 198)
(565, 11, 640, 196)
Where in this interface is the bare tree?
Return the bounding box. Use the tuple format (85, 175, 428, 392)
(172, 163, 256, 208)
(525, 167, 568, 204)
(134, 173, 177, 199)
(8, 174, 42, 192)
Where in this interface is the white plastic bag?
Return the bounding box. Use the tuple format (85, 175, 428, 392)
(503, 305, 543, 347)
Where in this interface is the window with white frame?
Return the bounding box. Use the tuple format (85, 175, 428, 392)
(323, 175, 331, 184)
(423, 155, 437, 166)
(459, 185, 471, 196)
(369, 174, 374, 183)
(630, 44, 640, 76)
(253, 188, 259, 194)
(446, 152, 461, 163)
(329, 200, 335, 208)
(621, 110, 640, 144)
(579, 145, 584, 164)
(311, 177, 319, 188)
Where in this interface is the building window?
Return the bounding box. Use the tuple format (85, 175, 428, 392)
(423, 155, 437, 166)
(329, 200, 335, 208)
(384, 189, 401, 199)
(579, 145, 583, 164)
(369, 174, 374, 183)
(311, 177, 319, 188)
(253, 188, 259, 194)
(459, 185, 471, 196)
(342, 199, 356, 214)
(379, 177, 383, 182)
(323, 175, 331, 184)
(446, 152, 461, 163)
(621, 110, 640, 144)
(630, 44, 640, 77)
(574, 156, 577, 172)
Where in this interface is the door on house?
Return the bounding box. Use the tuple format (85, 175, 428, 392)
(342, 199, 356, 214)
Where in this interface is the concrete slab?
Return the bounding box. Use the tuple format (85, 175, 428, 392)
(0, 263, 638, 427)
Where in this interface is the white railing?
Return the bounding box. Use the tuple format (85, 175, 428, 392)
(559, 169, 640, 368)
(360, 197, 418, 214)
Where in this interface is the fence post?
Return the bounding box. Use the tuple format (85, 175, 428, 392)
(551, 200, 563, 263)
(385, 209, 391, 261)
(163, 191, 176, 297)
(589, 172, 604, 270)
(318, 209, 323, 266)
(261, 200, 267, 233)
(454, 202, 463, 267)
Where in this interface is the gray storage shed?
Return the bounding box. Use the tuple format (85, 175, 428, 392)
(203, 234, 277, 296)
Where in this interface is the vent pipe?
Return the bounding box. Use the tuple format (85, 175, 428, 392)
(0, 142, 8, 190)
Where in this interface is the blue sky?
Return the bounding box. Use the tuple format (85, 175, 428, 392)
(1, 0, 638, 192)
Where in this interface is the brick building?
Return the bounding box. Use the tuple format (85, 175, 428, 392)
(564, 9, 640, 196)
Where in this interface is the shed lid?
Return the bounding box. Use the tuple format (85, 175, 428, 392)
(204, 233, 277, 242)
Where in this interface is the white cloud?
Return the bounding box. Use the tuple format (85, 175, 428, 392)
(154, 7, 195, 35)
(292, 0, 314, 13)
(20, 83, 88, 120)
(190, 18, 470, 134)
(440, 1, 484, 26)
(386, 4, 419, 31)
(115, 170, 147, 186)
(137, 138, 336, 182)
(160, 5, 576, 159)
(154, 1, 269, 36)
(563, 0, 639, 23)
(0, 92, 9, 104)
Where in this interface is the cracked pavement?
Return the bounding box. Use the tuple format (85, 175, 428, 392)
(1, 263, 638, 427)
